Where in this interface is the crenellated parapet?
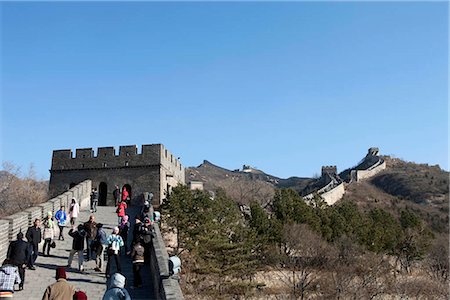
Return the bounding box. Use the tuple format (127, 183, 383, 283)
(51, 144, 181, 172)
(49, 144, 185, 207)
(321, 165, 337, 178)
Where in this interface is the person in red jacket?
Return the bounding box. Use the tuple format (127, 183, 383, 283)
(116, 201, 127, 225)
(121, 186, 130, 206)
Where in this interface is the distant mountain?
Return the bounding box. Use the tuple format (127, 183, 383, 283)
(186, 155, 449, 233)
(186, 160, 313, 206)
(187, 160, 313, 191)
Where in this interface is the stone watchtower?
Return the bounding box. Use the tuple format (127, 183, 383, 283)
(49, 144, 185, 207)
(321, 166, 337, 178)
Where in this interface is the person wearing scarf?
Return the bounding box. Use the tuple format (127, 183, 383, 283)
(42, 211, 55, 257)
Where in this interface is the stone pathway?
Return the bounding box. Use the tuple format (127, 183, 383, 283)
(15, 205, 154, 300)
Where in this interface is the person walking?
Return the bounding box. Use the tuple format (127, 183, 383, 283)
(42, 211, 55, 257)
(0, 259, 21, 299)
(118, 215, 130, 255)
(132, 215, 143, 244)
(67, 224, 86, 272)
(83, 215, 97, 261)
(113, 185, 120, 206)
(105, 227, 124, 277)
(25, 218, 41, 270)
(139, 217, 155, 264)
(121, 186, 130, 206)
(69, 198, 80, 226)
(102, 273, 131, 300)
(90, 188, 99, 213)
(116, 201, 127, 225)
(42, 267, 75, 300)
(94, 223, 107, 273)
(55, 206, 67, 241)
(130, 241, 145, 289)
(7, 232, 29, 291)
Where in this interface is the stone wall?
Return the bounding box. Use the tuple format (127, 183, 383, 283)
(321, 182, 345, 205)
(49, 144, 185, 206)
(0, 180, 91, 263)
(0, 180, 183, 299)
(0, 220, 9, 262)
(150, 221, 185, 300)
(356, 160, 386, 181)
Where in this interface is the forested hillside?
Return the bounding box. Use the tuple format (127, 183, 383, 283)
(175, 156, 449, 299)
(162, 185, 448, 299)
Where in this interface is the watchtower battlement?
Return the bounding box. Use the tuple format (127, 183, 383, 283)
(51, 144, 181, 172)
(49, 144, 185, 207)
(321, 165, 337, 177)
(367, 147, 380, 157)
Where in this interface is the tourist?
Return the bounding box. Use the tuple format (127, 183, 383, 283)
(0, 259, 21, 299)
(55, 206, 67, 241)
(42, 267, 75, 300)
(94, 223, 107, 272)
(73, 291, 88, 300)
(131, 241, 145, 288)
(105, 227, 124, 277)
(116, 201, 127, 225)
(25, 218, 41, 270)
(67, 224, 86, 272)
(132, 215, 143, 244)
(113, 185, 120, 206)
(69, 198, 80, 226)
(139, 217, 155, 264)
(140, 200, 151, 221)
(83, 215, 97, 261)
(7, 232, 29, 291)
(90, 188, 98, 213)
(121, 186, 130, 206)
(42, 211, 55, 257)
(102, 273, 131, 300)
(118, 215, 130, 255)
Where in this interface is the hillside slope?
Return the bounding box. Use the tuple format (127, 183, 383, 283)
(186, 156, 449, 233)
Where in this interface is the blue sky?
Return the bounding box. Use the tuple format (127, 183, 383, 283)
(1, 2, 448, 180)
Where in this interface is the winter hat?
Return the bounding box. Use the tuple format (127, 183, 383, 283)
(73, 291, 88, 300)
(56, 267, 67, 279)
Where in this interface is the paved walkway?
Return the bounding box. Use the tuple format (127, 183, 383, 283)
(15, 205, 153, 300)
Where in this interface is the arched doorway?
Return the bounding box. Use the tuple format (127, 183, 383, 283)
(99, 182, 107, 206)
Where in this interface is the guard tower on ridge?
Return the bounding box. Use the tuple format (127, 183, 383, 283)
(49, 144, 185, 207)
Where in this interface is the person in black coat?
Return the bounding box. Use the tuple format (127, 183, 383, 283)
(67, 224, 86, 272)
(25, 218, 41, 270)
(7, 232, 29, 290)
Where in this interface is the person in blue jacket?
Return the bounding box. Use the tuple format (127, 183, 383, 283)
(55, 206, 67, 241)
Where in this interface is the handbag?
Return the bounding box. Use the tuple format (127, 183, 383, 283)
(50, 241, 56, 248)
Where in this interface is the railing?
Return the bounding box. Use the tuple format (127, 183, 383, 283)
(147, 203, 184, 299)
(0, 180, 92, 263)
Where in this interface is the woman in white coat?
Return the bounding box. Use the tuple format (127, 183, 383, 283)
(69, 198, 80, 226)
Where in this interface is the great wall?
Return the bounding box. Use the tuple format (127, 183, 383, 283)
(0, 180, 184, 299)
(49, 144, 185, 207)
(0, 144, 388, 299)
(1, 143, 186, 299)
(303, 147, 386, 205)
